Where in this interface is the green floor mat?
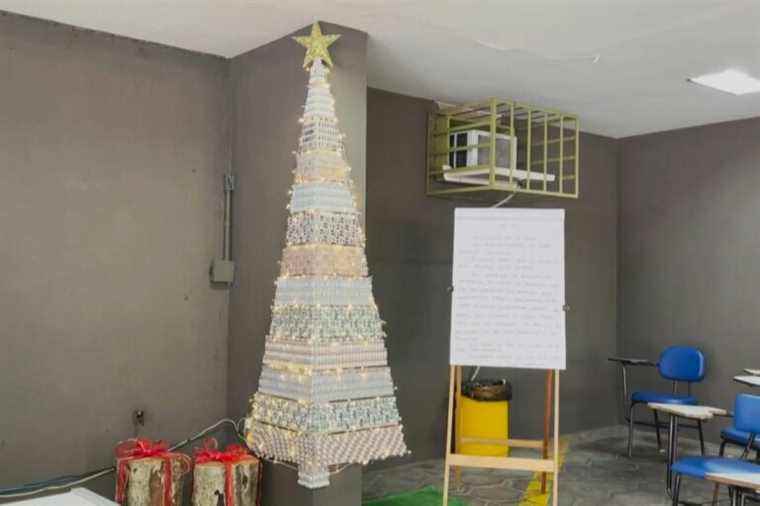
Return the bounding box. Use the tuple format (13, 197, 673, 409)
(363, 487, 468, 506)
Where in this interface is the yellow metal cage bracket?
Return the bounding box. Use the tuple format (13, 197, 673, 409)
(427, 98, 579, 203)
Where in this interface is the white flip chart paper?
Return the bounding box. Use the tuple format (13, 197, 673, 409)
(450, 208, 566, 369)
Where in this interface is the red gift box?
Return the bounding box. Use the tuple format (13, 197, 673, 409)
(115, 438, 191, 506)
(192, 438, 261, 506)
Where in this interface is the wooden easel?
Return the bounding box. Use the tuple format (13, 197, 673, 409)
(442, 366, 561, 506)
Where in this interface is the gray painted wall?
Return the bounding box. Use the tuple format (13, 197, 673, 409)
(0, 12, 230, 493)
(366, 88, 620, 464)
(619, 117, 760, 440)
(226, 22, 368, 419)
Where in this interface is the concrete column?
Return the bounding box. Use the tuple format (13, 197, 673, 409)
(227, 21, 368, 506)
(262, 464, 362, 506)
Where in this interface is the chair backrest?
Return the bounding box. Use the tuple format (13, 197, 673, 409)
(735, 394, 760, 435)
(658, 346, 706, 383)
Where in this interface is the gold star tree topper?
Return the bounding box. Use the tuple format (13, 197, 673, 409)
(293, 22, 340, 69)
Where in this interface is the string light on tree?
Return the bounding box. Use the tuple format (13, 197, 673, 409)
(244, 22, 408, 489)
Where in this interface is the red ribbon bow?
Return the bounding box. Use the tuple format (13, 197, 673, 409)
(115, 438, 190, 506)
(194, 438, 255, 506)
(116, 438, 169, 459)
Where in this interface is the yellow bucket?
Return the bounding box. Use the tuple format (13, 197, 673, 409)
(458, 396, 510, 456)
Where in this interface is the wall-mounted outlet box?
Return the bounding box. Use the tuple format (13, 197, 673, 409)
(211, 258, 235, 284)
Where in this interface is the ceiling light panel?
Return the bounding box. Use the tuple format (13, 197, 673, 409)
(688, 69, 760, 95)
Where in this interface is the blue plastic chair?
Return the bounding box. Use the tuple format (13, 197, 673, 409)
(627, 346, 706, 457)
(720, 426, 760, 459)
(672, 394, 760, 505)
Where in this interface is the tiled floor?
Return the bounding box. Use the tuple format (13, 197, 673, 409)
(364, 426, 749, 505)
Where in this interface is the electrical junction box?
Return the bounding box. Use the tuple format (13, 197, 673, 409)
(210, 258, 235, 284)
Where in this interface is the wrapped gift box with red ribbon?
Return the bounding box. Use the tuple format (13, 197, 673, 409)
(192, 438, 261, 506)
(115, 438, 192, 506)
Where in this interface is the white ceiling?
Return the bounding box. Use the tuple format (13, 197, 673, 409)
(3, 0, 760, 137)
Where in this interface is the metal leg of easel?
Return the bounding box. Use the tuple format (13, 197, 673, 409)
(542, 370, 554, 493)
(442, 366, 456, 506)
(454, 366, 463, 488)
(552, 371, 560, 506)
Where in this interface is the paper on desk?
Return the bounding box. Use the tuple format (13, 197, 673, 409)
(648, 403, 727, 419)
(735, 375, 760, 386)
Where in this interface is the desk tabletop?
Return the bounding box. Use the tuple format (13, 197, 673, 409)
(706, 472, 760, 491)
(608, 356, 656, 366)
(8, 488, 117, 505)
(647, 403, 727, 420)
(735, 375, 760, 387)
(744, 369, 760, 376)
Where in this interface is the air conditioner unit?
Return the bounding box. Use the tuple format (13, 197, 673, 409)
(443, 130, 555, 185)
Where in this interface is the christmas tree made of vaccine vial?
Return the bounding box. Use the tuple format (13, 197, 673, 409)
(245, 22, 408, 489)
